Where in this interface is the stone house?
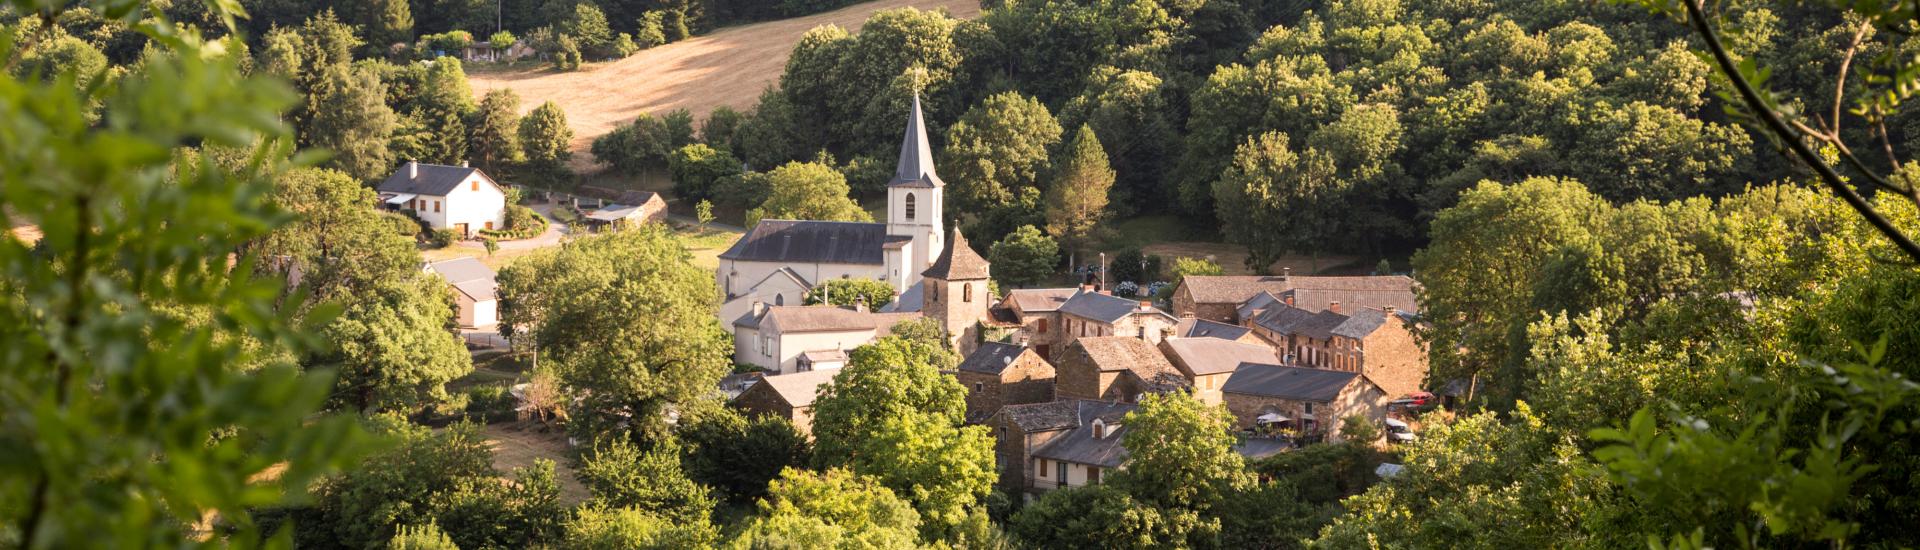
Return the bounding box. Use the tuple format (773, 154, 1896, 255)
(998, 288, 1078, 359)
(732, 305, 920, 374)
(1057, 288, 1179, 346)
(1221, 363, 1390, 442)
(951, 342, 1055, 423)
(1246, 303, 1427, 399)
(376, 161, 507, 238)
(1170, 271, 1419, 323)
(1054, 336, 1188, 403)
(731, 369, 839, 436)
(1158, 337, 1281, 406)
(920, 229, 994, 356)
(986, 400, 1136, 494)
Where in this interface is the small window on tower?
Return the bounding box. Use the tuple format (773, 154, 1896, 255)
(963, 283, 973, 302)
(905, 193, 917, 220)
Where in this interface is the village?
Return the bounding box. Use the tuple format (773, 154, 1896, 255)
(388, 97, 1437, 502)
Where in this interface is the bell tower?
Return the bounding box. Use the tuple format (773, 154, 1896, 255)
(885, 94, 944, 287)
(922, 228, 990, 355)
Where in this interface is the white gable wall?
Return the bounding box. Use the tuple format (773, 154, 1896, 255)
(402, 173, 506, 236)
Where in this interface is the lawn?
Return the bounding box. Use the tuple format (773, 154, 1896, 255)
(479, 421, 591, 505)
(678, 222, 743, 271)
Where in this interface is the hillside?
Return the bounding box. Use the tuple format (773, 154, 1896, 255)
(470, 0, 982, 170)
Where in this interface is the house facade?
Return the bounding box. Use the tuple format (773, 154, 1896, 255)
(1053, 336, 1188, 403)
(1246, 303, 1426, 399)
(732, 369, 839, 436)
(732, 305, 920, 374)
(987, 400, 1136, 494)
(377, 161, 507, 237)
(424, 257, 498, 328)
(952, 342, 1056, 423)
(1057, 288, 1180, 346)
(1220, 363, 1390, 442)
(1157, 337, 1282, 406)
(999, 288, 1077, 359)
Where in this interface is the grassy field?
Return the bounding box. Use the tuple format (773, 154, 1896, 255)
(469, 0, 982, 171)
(480, 421, 590, 505)
(680, 224, 743, 271)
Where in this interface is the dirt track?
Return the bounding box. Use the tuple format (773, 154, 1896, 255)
(471, 0, 982, 170)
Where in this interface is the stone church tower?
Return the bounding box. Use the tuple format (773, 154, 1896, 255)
(885, 95, 945, 286)
(922, 228, 991, 355)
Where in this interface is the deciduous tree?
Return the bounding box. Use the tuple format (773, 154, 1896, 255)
(745, 161, 872, 226)
(942, 91, 1062, 212)
(987, 224, 1058, 288)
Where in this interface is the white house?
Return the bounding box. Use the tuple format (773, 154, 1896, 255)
(378, 161, 507, 237)
(425, 256, 497, 328)
(715, 96, 947, 325)
(731, 305, 921, 374)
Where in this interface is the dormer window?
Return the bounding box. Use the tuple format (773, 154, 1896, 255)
(1091, 419, 1105, 438)
(905, 193, 916, 220)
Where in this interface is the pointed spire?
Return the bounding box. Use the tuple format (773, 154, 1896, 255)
(922, 228, 989, 280)
(888, 94, 943, 188)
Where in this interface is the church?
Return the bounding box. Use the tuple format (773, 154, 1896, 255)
(716, 96, 951, 324)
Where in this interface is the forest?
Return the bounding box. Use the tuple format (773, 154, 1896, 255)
(4, 0, 1920, 548)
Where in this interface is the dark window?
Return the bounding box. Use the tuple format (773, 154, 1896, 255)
(963, 283, 973, 302)
(1037, 319, 1049, 333)
(1057, 461, 1067, 483)
(1088, 466, 1101, 484)
(775, 294, 785, 306)
(905, 193, 916, 220)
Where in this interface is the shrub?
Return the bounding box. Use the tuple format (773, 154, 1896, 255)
(428, 229, 456, 248)
(611, 33, 638, 58)
(635, 12, 667, 48)
(383, 210, 422, 236)
(422, 30, 474, 53)
(489, 31, 516, 50)
(465, 383, 517, 422)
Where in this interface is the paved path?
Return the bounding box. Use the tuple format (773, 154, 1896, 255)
(457, 201, 568, 252)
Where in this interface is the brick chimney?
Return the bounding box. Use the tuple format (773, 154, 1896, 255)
(1138, 300, 1152, 311)
(1382, 305, 1396, 318)
(1329, 301, 1341, 314)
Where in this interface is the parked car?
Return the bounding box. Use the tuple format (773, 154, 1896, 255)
(1384, 418, 1417, 443)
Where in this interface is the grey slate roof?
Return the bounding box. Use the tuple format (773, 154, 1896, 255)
(739, 306, 887, 333)
(720, 220, 899, 265)
(1329, 307, 1389, 339)
(1161, 337, 1282, 377)
(1059, 290, 1160, 324)
(1005, 288, 1077, 312)
(1032, 421, 1130, 468)
(1222, 363, 1362, 402)
(1177, 318, 1253, 341)
(1253, 304, 1393, 341)
(923, 229, 990, 280)
(1180, 275, 1419, 313)
(377, 162, 491, 196)
(957, 342, 1029, 375)
(426, 257, 497, 301)
(879, 280, 923, 313)
(887, 95, 944, 188)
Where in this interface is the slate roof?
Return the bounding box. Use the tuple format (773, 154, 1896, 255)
(756, 370, 839, 408)
(879, 280, 923, 313)
(1160, 337, 1282, 377)
(923, 229, 990, 280)
(738, 306, 900, 334)
(1005, 288, 1077, 313)
(996, 400, 1136, 434)
(1058, 290, 1169, 324)
(1179, 275, 1419, 313)
(1176, 318, 1253, 341)
(377, 162, 493, 196)
(799, 349, 847, 365)
(957, 342, 1030, 375)
(1032, 420, 1130, 468)
(1253, 304, 1393, 341)
(1072, 337, 1188, 393)
(1222, 363, 1362, 402)
(720, 220, 899, 265)
(426, 257, 497, 301)
(887, 95, 944, 188)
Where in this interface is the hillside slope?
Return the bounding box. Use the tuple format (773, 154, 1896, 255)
(471, 0, 982, 169)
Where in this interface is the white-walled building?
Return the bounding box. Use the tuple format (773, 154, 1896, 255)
(378, 161, 507, 237)
(716, 96, 947, 325)
(424, 256, 498, 328)
(731, 305, 922, 374)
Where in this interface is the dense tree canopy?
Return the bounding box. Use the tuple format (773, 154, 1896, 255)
(496, 227, 732, 444)
(744, 161, 872, 227)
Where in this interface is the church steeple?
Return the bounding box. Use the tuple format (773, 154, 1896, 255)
(888, 94, 943, 188)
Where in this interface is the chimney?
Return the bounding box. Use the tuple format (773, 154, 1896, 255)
(1138, 300, 1152, 311)
(1383, 305, 1396, 317)
(853, 298, 869, 313)
(1180, 311, 1195, 319)
(751, 301, 767, 317)
(1329, 301, 1341, 314)
(1281, 266, 1291, 281)
(406, 160, 419, 179)
(1080, 284, 1094, 292)
(1284, 295, 1295, 306)
(461, 160, 470, 168)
